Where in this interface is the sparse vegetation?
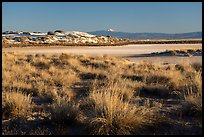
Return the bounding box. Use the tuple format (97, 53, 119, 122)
(180, 71, 202, 117)
(83, 79, 161, 135)
(152, 48, 202, 57)
(2, 90, 33, 119)
(49, 94, 80, 124)
(2, 52, 202, 135)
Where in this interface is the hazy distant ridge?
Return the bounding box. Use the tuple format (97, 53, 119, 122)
(88, 30, 202, 39)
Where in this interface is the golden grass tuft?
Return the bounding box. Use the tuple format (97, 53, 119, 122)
(49, 94, 80, 124)
(2, 90, 33, 119)
(181, 71, 202, 117)
(81, 78, 161, 135)
(84, 88, 160, 135)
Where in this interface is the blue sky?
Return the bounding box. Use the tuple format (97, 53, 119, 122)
(2, 2, 202, 33)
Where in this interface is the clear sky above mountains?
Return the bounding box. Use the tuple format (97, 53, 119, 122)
(2, 2, 202, 33)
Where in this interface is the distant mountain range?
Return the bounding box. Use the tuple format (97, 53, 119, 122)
(88, 30, 202, 40)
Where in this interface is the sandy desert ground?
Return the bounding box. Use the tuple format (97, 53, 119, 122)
(2, 43, 202, 64)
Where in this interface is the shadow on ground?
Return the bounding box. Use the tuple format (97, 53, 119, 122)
(122, 53, 202, 58)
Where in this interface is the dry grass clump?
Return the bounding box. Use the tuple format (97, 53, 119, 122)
(33, 81, 58, 102)
(122, 74, 144, 82)
(83, 87, 160, 135)
(48, 66, 79, 87)
(146, 74, 170, 85)
(79, 72, 107, 80)
(191, 62, 202, 72)
(80, 59, 109, 69)
(180, 71, 202, 117)
(49, 94, 80, 124)
(92, 72, 136, 101)
(80, 78, 161, 135)
(2, 90, 33, 119)
(182, 88, 202, 117)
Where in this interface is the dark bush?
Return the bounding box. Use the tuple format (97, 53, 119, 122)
(47, 31, 55, 35)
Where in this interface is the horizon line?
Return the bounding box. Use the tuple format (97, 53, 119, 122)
(2, 30, 202, 34)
